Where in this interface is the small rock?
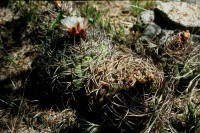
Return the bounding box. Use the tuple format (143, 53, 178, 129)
(122, 5, 131, 14)
(140, 23, 162, 41)
(140, 10, 154, 24)
(154, 1, 200, 33)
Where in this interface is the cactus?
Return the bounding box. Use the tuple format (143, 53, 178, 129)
(51, 27, 164, 132)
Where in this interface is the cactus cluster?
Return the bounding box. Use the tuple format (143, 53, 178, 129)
(52, 27, 164, 132)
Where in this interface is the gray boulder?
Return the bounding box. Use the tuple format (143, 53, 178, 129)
(154, 1, 200, 34)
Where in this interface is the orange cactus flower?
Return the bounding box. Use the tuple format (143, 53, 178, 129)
(55, 1, 62, 8)
(176, 33, 182, 44)
(183, 30, 190, 41)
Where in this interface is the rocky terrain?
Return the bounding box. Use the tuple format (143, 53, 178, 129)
(0, 1, 200, 133)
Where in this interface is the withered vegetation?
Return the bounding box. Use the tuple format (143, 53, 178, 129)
(0, 1, 200, 133)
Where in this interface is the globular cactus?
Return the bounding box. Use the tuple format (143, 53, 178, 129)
(53, 27, 164, 132)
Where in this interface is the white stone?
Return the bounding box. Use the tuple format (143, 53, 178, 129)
(155, 1, 200, 28)
(140, 10, 154, 24)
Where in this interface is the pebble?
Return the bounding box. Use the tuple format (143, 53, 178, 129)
(122, 5, 131, 14)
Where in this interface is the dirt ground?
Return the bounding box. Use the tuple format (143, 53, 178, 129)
(0, 1, 200, 133)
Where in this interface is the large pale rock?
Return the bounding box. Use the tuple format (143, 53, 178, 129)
(140, 10, 154, 24)
(154, 1, 200, 33)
